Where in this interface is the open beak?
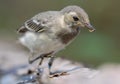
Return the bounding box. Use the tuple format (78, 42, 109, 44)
(85, 23, 96, 32)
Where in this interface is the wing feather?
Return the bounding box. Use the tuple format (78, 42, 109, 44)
(17, 19, 45, 34)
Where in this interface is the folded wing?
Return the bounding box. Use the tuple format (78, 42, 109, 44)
(17, 19, 46, 34)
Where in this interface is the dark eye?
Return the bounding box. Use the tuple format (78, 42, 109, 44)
(73, 16, 79, 21)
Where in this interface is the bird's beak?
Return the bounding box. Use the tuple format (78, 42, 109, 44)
(85, 23, 96, 32)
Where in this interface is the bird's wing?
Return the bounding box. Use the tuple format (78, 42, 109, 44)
(17, 19, 46, 34)
(17, 11, 61, 34)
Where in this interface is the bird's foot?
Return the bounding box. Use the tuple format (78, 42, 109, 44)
(49, 67, 81, 78)
(49, 71, 69, 78)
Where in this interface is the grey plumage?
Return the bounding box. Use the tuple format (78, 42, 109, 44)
(17, 11, 61, 33)
(17, 5, 95, 77)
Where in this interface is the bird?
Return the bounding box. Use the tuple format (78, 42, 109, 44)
(17, 5, 95, 77)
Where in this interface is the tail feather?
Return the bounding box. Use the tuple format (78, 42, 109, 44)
(17, 26, 28, 34)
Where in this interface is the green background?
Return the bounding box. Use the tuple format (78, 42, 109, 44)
(0, 0, 120, 67)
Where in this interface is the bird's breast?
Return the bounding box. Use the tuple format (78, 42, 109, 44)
(57, 27, 80, 44)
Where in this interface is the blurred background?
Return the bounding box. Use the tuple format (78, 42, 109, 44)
(0, 0, 120, 67)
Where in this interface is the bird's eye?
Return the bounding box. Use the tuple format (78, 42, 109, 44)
(73, 16, 79, 21)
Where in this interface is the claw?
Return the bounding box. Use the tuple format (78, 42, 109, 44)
(49, 72, 69, 78)
(49, 67, 80, 78)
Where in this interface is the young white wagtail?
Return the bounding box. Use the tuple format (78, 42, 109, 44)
(17, 5, 95, 77)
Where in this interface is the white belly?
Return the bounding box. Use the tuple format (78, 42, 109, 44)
(19, 32, 65, 55)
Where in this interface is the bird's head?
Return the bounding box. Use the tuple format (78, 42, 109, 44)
(61, 5, 95, 32)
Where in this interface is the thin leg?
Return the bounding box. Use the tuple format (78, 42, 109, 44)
(38, 56, 44, 65)
(29, 54, 44, 64)
(48, 56, 54, 75)
(38, 51, 54, 66)
(29, 52, 52, 64)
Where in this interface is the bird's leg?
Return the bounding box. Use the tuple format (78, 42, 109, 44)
(48, 56, 69, 78)
(27, 54, 47, 77)
(48, 56, 54, 75)
(38, 56, 44, 65)
(29, 51, 68, 78)
(38, 51, 54, 66)
(29, 54, 44, 64)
